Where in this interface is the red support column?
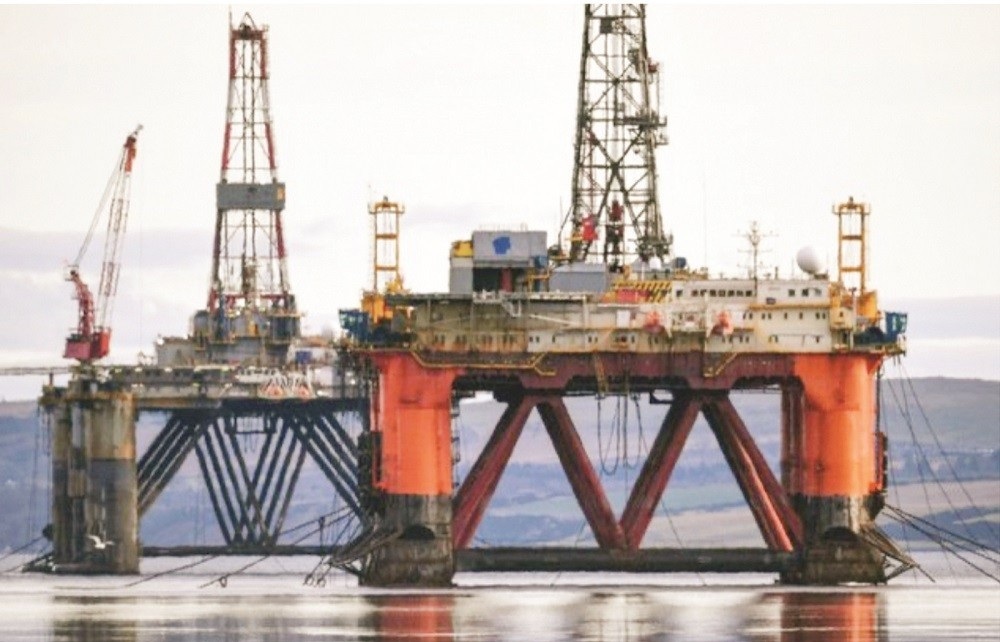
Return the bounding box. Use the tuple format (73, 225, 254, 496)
(619, 392, 702, 549)
(363, 351, 462, 586)
(370, 354, 458, 497)
(794, 354, 881, 502)
(536, 397, 626, 550)
(453, 395, 535, 549)
(781, 383, 806, 499)
(703, 397, 792, 552)
(781, 354, 889, 584)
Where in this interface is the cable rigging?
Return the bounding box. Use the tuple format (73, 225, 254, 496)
(880, 362, 1000, 583)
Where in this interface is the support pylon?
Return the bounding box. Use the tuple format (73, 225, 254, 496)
(361, 353, 462, 586)
(47, 376, 138, 574)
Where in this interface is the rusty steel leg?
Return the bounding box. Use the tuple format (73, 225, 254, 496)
(50, 401, 74, 564)
(712, 395, 804, 549)
(619, 392, 702, 549)
(453, 395, 535, 549)
(536, 397, 626, 550)
(49, 386, 139, 574)
(703, 397, 791, 551)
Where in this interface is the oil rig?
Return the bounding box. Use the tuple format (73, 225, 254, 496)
(39, 13, 365, 573)
(36, 5, 911, 586)
(343, 4, 910, 586)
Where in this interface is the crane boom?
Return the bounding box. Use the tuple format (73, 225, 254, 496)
(64, 125, 142, 362)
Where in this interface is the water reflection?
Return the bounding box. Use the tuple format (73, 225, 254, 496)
(367, 595, 454, 641)
(574, 593, 664, 641)
(749, 592, 887, 642)
(15, 584, 982, 642)
(51, 597, 135, 642)
(52, 616, 137, 642)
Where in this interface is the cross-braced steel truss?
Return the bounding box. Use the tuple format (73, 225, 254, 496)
(453, 390, 802, 553)
(137, 401, 363, 548)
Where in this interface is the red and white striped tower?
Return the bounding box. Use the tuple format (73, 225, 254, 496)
(209, 12, 294, 325)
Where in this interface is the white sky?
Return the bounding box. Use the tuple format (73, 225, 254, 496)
(0, 4, 998, 390)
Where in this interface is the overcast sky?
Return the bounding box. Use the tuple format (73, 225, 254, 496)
(1, 5, 998, 396)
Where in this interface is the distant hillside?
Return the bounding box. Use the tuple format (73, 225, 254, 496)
(0, 377, 996, 550)
(0, 402, 49, 550)
(878, 377, 999, 447)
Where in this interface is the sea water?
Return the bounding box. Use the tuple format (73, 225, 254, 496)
(0, 554, 997, 641)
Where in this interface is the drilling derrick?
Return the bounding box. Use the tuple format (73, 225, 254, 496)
(563, 4, 670, 270)
(197, 13, 299, 365)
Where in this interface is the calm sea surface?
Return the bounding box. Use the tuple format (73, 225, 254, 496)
(0, 555, 997, 641)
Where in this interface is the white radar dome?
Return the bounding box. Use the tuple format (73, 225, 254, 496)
(648, 256, 663, 271)
(796, 246, 824, 275)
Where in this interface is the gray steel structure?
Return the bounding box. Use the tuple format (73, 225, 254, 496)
(30, 14, 373, 575)
(564, 4, 671, 268)
(47, 381, 138, 574)
(38, 363, 368, 573)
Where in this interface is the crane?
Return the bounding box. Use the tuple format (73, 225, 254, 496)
(64, 125, 142, 363)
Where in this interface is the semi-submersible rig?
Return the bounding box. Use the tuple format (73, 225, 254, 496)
(37, 6, 911, 586)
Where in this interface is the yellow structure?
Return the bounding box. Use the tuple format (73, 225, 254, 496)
(363, 196, 406, 324)
(835, 197, 878, 323)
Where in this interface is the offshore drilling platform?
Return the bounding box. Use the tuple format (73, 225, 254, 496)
(36, 6, 911, 586)
(39, 14, 366, 573)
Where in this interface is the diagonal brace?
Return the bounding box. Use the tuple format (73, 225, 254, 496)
(710, 395, 803, 548)
(537, 397, 626, 550)
(703, 395, 793, 552)
(453, 394, 535, 549)
(619, 392, 702, 549)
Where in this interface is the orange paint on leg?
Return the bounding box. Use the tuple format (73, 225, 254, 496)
(793, 354, 881, 497)
(369, 352, 461, 496)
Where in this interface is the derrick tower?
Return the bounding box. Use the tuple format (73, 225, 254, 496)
(198, 12, 299, 364)
(563, 4, 671, 269)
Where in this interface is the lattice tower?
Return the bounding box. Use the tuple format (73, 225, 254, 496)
(562, 4, 671, 269)
(208, 13, 293, 316)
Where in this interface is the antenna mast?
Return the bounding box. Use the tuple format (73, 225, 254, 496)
(738, 221, 775, 283)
